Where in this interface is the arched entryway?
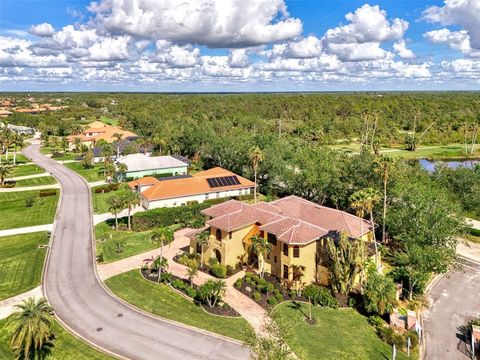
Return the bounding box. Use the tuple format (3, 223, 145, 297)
(214, 249, 222, 263)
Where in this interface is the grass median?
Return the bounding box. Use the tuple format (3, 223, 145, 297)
(105, 270, 252, 342)
(13, 176, 57, 187)
(0, 232, 49, 300)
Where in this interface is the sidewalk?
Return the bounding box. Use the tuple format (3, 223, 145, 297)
(0, 224, 53, 237)
(0, 286, 43, 319)
(97, 228, 270, 334)
(457, 239, 480, 262)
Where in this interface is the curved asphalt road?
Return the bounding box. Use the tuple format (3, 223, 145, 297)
(424, 257, 480, 360)
(23, 143, 249, 360)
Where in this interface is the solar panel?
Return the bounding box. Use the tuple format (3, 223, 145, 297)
(207, 176, 241, 188)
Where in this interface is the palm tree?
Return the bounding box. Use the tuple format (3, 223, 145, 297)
(122, 190, 139, 231)
(5, 297, 55, 360)
(249, 146, 263, 203)
(291, 264, 306, 296)
(73, 137, 82, 153)
(149, 256, 168, 283)
(112, 132, 123, 158)
(186, 262, 199, 285)
(2, 129, 12, 162)
(375, 156, 394, 244)
(151, 228, 174, 282)
(138, 137, 150, 155)
(0, 163, 14, 186)
(116, 162, 128, 182)
(195, 231, 210, 269)
(12, 134, 23, 165)
(106, 195, 125, 230)
(250, 234, 272, 278)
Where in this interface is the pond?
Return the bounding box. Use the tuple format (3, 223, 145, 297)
(419, 159, 480, 172)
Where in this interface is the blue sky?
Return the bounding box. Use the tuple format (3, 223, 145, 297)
(0, 0, 479, 91)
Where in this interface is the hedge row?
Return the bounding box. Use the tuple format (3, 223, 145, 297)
(39, 189, 58, 197)
(94, 183, 119, 193)
(469, 227, 480, 237)
(132, 198, 226, 231)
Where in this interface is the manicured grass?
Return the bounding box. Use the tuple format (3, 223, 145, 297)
(2, 153, 30, 164)
(14, 176, 57, 187)
(12, 164, 45, 177)
(92, 187, 121, 214)
(105, 270, 252, 341)
(0, 232, 49, 300)
(331, 143, 480, 160)
(99, 116, 118, 126)
(95, 222, 179, 263)
(0, 191, 59, 230)
(64, 162, 104, 182)
(273, 302, 409, 360)
(0, 319, 113, 359)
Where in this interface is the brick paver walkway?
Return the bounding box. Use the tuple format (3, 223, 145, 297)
(97, 228, 270, 334)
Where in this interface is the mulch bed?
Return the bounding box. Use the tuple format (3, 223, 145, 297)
(140, 268, 241, 317)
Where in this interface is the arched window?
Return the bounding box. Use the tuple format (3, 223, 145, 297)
(216, 229, 222, 241)
(293, 245, 300, 258)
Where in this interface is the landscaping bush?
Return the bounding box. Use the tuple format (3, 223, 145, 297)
(152, 172, 174, 179)
(235, 279, 242, 288)
(367, 315, 384, 329)
(468, 227, 480, 237)
(132, 198, 227, 231)
(252, 292, 261, 301)
(226, 265, 234, 276)
(94, 183, 119, 193)
(186, 200, 199, 206)
(186, 287, 197, 299)
(406, 330, 419, 349)
(25, 194, 36, 207)
(39, 189, 57, 197)
(303, 285, 339, 309)
(210, 263, 227, 278)
(160, 272, 172, 283)
(251, 275, 260, 284)
(171, 279, 186, 290)
(267, 297, 278, 306)
(273, 288, 280, 296)
(256, 284, 263, 292)
(208, 257, 219, 267)
(275, 293, 284, 303)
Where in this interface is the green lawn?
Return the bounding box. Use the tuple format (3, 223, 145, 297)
(12, 164, 45, 177)
(99, 116, 118, 126)
(331, 143, 480, 160)
(274, 302, 409, 360)
(0, 232, 49, 300)
(0, 319, 112, 359)
(92, 187, 121, 214)
(105, 270, 252, 341)
(95, 222, 179, 263)
(64, 162, 103, 182)
(14, 176, 57, 187)
(0, 191, 58, 230)
(3, 153, 30, 164)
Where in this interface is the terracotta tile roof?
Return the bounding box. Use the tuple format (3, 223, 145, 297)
(68, 125, 137, 144)
(204, 195, 372, 244)
(140, 167, 255, 201)
(127, 176, 159, 189)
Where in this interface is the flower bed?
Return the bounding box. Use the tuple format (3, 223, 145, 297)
(173, 253, 242, 279)
(140, 268, 240, 317)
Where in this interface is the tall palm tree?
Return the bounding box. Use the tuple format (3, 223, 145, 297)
(375, 156, 394, 244)
(151, 228, 174, 282)
(250, 234, 272, 278)
(249, 146, 263, 203)
(2, 129, 12, 162)
(0, 163, 14, 186)
(122, 189, 139, 231)
(195, 230, 210, 269)
(5, 297, 55, 360)
(106, 195, 125, 230)
(73, 137, 82, 153)
(112, 132, 123, 158)
(11, 133, 23, 165)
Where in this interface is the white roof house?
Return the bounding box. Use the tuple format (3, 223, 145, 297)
(116, 153, 189, 180)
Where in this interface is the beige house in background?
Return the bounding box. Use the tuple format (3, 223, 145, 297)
(188, 195, 374, 285)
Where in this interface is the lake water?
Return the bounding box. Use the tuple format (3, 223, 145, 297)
(419, 159, 480, 172)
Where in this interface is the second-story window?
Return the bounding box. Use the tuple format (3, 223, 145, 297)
(283, 243, 288, 256)
(293, 245, 300, 258)
(267, 233, 277, 246)
(216, 229, 222, 241)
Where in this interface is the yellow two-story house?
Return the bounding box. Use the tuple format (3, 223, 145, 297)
(188, 195, 373, 285)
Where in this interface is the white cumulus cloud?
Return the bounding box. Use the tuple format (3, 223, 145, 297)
(29, 23, 55, 37)
(393, 40, 415, 59)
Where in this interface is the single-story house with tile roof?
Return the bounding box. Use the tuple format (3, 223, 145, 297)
(186, 195, 374, 285)
(67, 124, 137, 149)
(129, 167, 255, 209)
(117, 153, 189, 181)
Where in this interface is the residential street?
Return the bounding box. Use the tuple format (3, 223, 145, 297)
(424, 256, 480, 360)
(22, 143, 249, 360)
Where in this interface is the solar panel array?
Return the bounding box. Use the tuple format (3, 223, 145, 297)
(207, 176, 241, 188)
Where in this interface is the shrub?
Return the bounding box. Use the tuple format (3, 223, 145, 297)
(210, 264, 227, 278)
(160, 272, 172, 283)
(406, 330, 419, 349)
(39, 189, 57, 197)
(367, 315, 384, 329)
(469, 227, 480, 237)
(252, 292, 261, 301)
(235, 279, 242, 288)
(171, 279, 186, 290)
(275, 293, 284, 303)
(363, 272, 397, 315)
(273, 288, 280, 296)
(251, 275, 260, 284)
(245, 273, 252, 281)
(348, 297, 356, 308)
(226, 265, 234, 276)
(267, 297, 278, 306)
(186, 287, 197, 299)
(256, 284, 263, 292)
(208, 257, 219, 267)
(377, 326, 395, 344)
(25, 194, 36, 207)
(289, 290, 297, 298)
(303, 285, 339, 309)
(186, 200, 199, 206)
(152, 172, 174, 179)
(265, 283, 274, 293)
